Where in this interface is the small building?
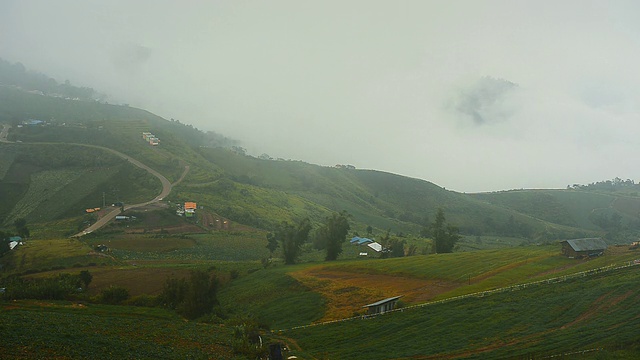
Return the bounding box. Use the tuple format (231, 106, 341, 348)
(561, 238, 608, 258)
(7, 236, 23, 250)
(367, 242, 383, 252)
(363, 296, 402, 315)
(350, 236, 373, 245)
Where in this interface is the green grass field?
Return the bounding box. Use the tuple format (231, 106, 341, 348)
(0, 300, 237, 359)
(283, 265, 640, 359)
(4, 85, 640, 359)
(1, 237, 119, 273)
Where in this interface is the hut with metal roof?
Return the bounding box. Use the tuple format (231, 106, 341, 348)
(560, 238, 607, 258)
(363, 296, 402, 315)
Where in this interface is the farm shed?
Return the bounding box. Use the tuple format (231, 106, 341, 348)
(367, 242, 383, 252)
(363, 295, 402, 315)
(350, 236, 373, 245)
(561, 238, 607, 258)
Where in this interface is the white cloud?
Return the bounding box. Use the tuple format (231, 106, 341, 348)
(2, 0, 640, 192)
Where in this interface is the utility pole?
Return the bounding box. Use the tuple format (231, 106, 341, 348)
(102, 192, 106, 208)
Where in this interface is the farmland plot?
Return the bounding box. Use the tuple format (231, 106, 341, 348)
(107, 232, 270, 262)
(0, 150, 15, 180)
(5, 169, 84, 223)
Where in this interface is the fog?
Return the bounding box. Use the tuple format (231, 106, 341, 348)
(2, 0, 640, 192)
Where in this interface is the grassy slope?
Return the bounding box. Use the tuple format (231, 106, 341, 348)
(473, 189, 640, 236)
(0, 143, 161, 227)
(284, 265, 640, 359)
(219, 245, 640, 328)
(0, 85, 621, 242)
(0, 301, 236, 359)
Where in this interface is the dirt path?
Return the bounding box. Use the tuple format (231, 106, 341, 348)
(23, 143, 191, 237)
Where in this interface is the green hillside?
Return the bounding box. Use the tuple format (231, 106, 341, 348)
(5, 84, 640, 244)
(0, 143, 160, 227)
(473, 188, 640, 243)
(284, 264, 640, 359)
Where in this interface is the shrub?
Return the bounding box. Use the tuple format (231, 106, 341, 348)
(99, 286, 130, 305)
(124, 294, 159, 307)
(159, 269, 219, 320)
(0, 273, 83, 300)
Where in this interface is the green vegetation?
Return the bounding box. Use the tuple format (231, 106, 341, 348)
(431, 208, 461, 253)
(285, 266, 640, 359)
(3, 74, 640, 358)
(0, 58, 97, 100)
(269, 218, 312, 264)
(317, 210, 351, 261)
(159, 269, 219, 320)
(218, 266, 326, 329)
(0, 301, 237, 359)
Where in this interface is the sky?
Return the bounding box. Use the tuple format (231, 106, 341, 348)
(2, 0, 640, 192)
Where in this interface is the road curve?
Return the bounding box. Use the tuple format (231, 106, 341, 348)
(0, 127, 189, 237)
(71, 145, 189, 237)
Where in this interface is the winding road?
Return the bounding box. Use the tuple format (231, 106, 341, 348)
(0, 124, 188, 237)
(71, 146, 189, 237)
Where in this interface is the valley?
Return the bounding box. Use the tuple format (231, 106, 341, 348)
(2, 85, 640, 359)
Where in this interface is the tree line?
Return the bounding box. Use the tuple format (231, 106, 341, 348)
(0, 58, 97, 100)
(266, 208, 462, 265)
(266, 211, 351, 264)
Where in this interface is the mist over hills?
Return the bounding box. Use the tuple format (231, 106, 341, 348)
(2, 59, 640, 245)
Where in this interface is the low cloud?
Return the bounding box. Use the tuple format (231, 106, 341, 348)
(110, 43, 152, 77)
(451, 76, 518, 126)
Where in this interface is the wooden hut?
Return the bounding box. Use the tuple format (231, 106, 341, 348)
(560, 238, 607, 258)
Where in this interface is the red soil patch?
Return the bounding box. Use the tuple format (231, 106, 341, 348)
(290, 267, 457, 321)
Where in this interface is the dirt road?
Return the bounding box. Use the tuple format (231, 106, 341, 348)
(0, 126, 189, 237)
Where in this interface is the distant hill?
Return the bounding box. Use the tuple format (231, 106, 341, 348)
(3, 84, 640, 244)
(0, 57, 97, 100)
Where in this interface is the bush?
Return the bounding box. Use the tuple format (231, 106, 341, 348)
(159, 269, 219, 320)
(124, 294, 159, 307)
(99, 286, 130, 305)
(0, 273, 86, 301)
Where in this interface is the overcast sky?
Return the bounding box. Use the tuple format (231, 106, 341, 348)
(2, 1, 640, 192)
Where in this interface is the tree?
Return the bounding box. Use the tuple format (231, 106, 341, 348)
(318, 211, 351, 261)
(366, 225, 373, 236)
(99, 286, 130, 305)
(177, 270, 219, 320)
(79, 270, 93, 289)
(159, 270, 219, 320)
(14, 218, 29, 238)
(419, 215, 431, 238)
(0, 230, 9, 256)
(265, 232, 278, 256)
(273, 218, 312, 265)
(0, 239, 10, 257)
(431, 208, 461, 253)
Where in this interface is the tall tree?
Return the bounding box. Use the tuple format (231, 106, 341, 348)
(318, 211, 351, 261)
(265, 232, 278, 256)
(431, 208, 461, 253)
(419, 215, 431, 238)
(273, 218, 312, 265)
(159, 270, 219, 320)
(13, 218, 29, 238)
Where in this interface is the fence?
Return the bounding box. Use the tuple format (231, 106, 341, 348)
(277, 261, 640, 333)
